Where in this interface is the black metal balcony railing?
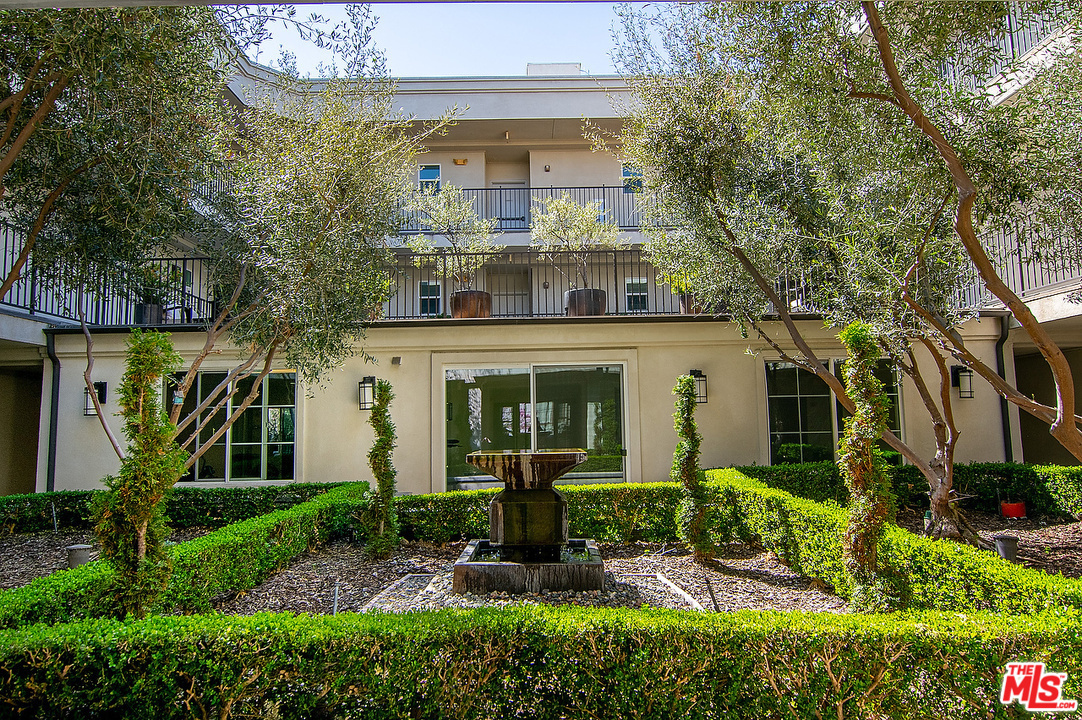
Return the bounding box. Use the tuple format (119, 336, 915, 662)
(2, 209, 1081, 327)
(401, 186, 656, 233)
(1, 222, 214, 326)
(383, 248, 687, 318)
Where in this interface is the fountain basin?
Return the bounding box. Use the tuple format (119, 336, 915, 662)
(453, 539, 604, 594)
(466, 449, 588, 490)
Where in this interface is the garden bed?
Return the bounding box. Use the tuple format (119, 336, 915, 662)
(209, 540, 848, 615)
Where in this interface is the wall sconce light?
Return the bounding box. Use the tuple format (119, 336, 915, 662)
(391, 356, 402, 366)
(84, 381, 107, 416)
(951, 365, 974, 399)
(358, 376, 377, 410)
(544, 164, 551, 172)
(503, 130, 510, 141)
(452, 158, 468, 166)
(689, 369, 708, 404)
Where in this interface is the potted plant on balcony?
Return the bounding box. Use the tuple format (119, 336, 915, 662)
(404, 185, 504, 318)
(530, 192, 622, 316)
(134, 264, 182, 325)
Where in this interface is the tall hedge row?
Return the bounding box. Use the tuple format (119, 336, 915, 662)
(1, 607, 1080, 719)
(0, 482, 346, 534)
(0, 483, 370, 629)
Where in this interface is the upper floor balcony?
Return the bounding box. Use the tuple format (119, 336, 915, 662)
(401, 185, 655, 235)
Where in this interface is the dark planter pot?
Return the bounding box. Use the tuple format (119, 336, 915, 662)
(678, 293, 704, 315)
(564, 288, 606, 317)
(135, 302, 164, 325)
(450, 290, 492, 318)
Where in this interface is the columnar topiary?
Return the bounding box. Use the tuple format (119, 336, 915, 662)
(837, 322, 898, 612)
(92, 329, 187, 618)
(366, 379, 398, 558)
(672, 375, 711, 560)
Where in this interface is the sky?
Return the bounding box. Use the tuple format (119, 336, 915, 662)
(247, 2, 638, 78)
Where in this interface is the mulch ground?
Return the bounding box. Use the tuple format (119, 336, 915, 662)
(1, 510, 1078, 616)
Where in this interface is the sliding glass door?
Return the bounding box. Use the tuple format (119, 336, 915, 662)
(445, 364, 625, 486)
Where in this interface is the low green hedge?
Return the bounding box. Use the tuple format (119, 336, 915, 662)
(706, 469, 1082, 613)
(397, 482, 683, 543)
(0, 482, 371, 628)
(1, 606, 1080, 719)
(737, 461, 1081, 517)
(0, 482, 345, 534)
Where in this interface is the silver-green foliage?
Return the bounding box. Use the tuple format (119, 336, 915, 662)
(530, 192, 623, 289)
(404, 185, 504, 291)
(0, 8, 235, 301)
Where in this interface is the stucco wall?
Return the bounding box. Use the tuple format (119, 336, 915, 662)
(412, 151, 487, 189)
(529, 150, 622, 189)
(39, 317, 1013, 494)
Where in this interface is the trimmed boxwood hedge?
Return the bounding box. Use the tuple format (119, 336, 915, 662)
(1, 606, 1080, 719)
(0, 482, 371, 628)
(0, 482, 346, 534)
(706, 469, 1082, 613)
(397, 482, 683, 543)
(737, 461, 1082, 517)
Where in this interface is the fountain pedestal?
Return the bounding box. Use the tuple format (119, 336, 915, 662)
(452, 449, 604, 594)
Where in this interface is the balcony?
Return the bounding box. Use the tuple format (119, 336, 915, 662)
(401, 186, 655, 233)
(3, 211, 1080, 328)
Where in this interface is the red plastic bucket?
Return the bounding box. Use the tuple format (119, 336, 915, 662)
(1001, 501, 1026, 519)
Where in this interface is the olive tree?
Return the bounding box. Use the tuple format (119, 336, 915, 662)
(615, 1, 1080, 542)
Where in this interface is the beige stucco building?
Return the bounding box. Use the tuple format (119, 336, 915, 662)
(0, 52, 1079, 497)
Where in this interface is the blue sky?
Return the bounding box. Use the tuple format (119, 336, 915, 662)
(248, 2, 636, 78)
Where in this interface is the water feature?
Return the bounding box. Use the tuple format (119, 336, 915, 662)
(452, 449, 605, 594)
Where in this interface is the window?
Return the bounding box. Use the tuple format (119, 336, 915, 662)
(176, 371, 296, 482)
(625, 277, 649, 312)
(445, 365, 625, 485)
(622, 164, 643, 193)
(419, 164, 440, 192)
(419, 280, 442, 316)
(765, 360, 901, 464)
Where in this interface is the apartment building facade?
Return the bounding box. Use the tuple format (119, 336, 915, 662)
(0, 52, 1078, 497)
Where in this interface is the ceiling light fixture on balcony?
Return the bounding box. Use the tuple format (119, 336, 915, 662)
(453, 158, 467, 165)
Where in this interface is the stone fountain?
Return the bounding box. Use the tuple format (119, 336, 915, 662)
(452, 449, 605, 594)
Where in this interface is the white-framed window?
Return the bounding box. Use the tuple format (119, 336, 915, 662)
(765, 360, 902, 464)
(625, 277, 649, 312)
(419, 164, 441, 192)
(175, 371, 297, 482)
(419, 280, 442, 316)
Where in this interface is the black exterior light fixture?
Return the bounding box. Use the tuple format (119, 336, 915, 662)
(358, 376, 377, 410)
(689, 369, 708, 404)
(951, 365, 974, 399)
(84, 382, 107, 416)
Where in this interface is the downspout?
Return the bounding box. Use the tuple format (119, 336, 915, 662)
(996, 315, 1014, 463)
(45, 330, 61, 492)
